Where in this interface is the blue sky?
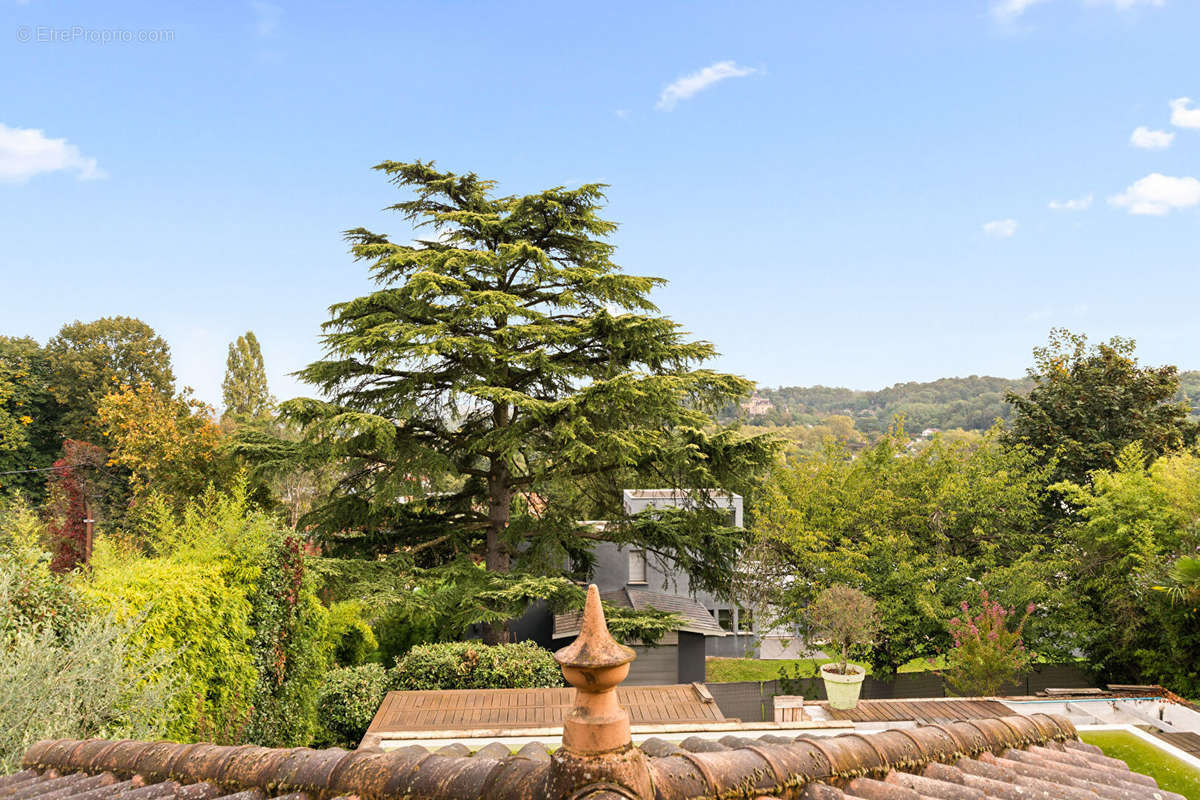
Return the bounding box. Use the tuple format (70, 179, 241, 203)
(2, 0, 1198, 409)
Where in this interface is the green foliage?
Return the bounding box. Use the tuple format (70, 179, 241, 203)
(46, 317, 175, 441)
(1156, 555, 1200, 604)
(222, 331, 274, 423)
(1005, 329, 1199, 489)
(1054, 445, 1200, 694)
(0, 609, 176, 772)
(392, 640, 561, 690)
(0, 497, 80, 637)
(266, 161, 775, 642)
(371, 602, 442, 667)
(328, 600, 379, 666)
(84, 548, 259, 741)
(0, 337, 62, 499)
(314, 664, 391, 748)
(751, 426, 1062, 676)
(943, 590, 1034, 697)
(84, 484, 330, 745)
(0, 502, 175, 770)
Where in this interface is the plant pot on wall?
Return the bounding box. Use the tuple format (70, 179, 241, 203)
(820, 663, 866, 709)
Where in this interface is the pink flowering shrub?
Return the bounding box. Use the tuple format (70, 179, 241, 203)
(944, 590, 1035, 697)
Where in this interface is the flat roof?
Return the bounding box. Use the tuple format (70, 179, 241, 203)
(365, 683, 727, 740)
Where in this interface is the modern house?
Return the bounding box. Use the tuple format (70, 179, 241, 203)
(525, 488, 805, 681)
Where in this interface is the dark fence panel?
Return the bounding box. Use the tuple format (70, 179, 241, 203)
(705, 663, 1094, 722)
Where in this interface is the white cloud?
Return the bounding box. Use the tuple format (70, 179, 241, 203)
(1087, 0, 1165, 8)
(1169, 97, 1200, 129)
(1130, 126, 1174, 149)
(990, 0, 1050, 21)
(983, 219, 1019, 237)
(1094, 0, 1166, 7)
(614, 109, 631, 119)
(250, 1, 282, 37)
(1109, 173, 1200, 215)
(1049, 194, 1093, 210)
(993, 0, 1162, 21)
(0, 124, 104, 183)
(656, 61, 757, 111)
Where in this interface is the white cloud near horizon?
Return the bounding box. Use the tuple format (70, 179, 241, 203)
(656, 61, 757, 111)
(0, 124, 104, 183)
(983, 219, 1019, 237)
(1169, 97, 1200, 129)
(1110, 173, 1200, 215)
(1130, 126, 1174, 149)
(1049, 194, 1093, 210)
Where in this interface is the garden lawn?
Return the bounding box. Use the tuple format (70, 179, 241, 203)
(705, 657, 943, 683)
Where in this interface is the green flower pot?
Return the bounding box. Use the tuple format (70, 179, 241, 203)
(820, 663, 866, 710)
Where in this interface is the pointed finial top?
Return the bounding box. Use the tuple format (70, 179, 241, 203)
(555, 584, 635, 671)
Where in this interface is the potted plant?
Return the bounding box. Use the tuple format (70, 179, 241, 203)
(807, 585, 878, 709)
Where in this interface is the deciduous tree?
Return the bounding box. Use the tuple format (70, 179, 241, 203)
(1004, 328, 1198, 488)
(0, 337, 62, 498)
(46, 317, 175, 441)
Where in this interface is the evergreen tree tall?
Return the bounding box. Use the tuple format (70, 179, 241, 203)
(283, 161, 776, 642)
(222, 331, 273, 421)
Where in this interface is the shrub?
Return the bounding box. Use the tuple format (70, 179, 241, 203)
(84, 484, 331, 745)
(328, 600, 379, 667)
(314, 664, 391, 748)
(242, 533, 331, 747)
(392, 641, 561, 690)
(0, 497, 81, 638)
(84, 552, 259, 741)
(944, 590, 1034, 697)
(371, 602, 440, 666)
(806, 585, 878, 675)
(0, 550, 175, 771)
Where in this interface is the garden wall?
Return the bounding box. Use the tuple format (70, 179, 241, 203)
(704, 663, 1095, 723)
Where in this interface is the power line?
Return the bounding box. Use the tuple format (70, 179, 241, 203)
(0, 463, 99, 477)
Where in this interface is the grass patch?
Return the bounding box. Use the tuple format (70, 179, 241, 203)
(705, 656, 944, 683)
(1080, 729, 1200, 799)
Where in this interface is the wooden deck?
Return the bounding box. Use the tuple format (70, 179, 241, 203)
(367, 684, 726, 735)
(1151, 730, 1200, 759)
(816, 698, 1014, 724)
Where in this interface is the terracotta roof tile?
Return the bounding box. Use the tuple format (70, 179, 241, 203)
(12, 715, 1188, 800)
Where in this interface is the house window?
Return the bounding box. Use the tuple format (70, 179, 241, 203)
(717, 608, 733, 631)
(628, 550, 647, 584)
(737, 606, 754, 633)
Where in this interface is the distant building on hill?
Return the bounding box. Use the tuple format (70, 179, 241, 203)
(740, 393, 773, 416)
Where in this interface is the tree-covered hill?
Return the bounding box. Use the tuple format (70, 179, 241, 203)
(730, 371, 1200, 435)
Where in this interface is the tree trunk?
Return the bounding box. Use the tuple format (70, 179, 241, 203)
(482, 404, 513, 645)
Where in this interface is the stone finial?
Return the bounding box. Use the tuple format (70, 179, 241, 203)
(549, 586, 652, 799)
(554, 584, 636, 753)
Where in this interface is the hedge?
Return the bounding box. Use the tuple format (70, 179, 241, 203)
(392, 640, 562, 691)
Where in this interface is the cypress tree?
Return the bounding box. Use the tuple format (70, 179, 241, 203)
(223, 331, 273, 422)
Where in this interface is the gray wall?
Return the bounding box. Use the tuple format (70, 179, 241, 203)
(677, 632, 706, 683)
(705, 663, 1097, 722)
(625, 644, 678, 685)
